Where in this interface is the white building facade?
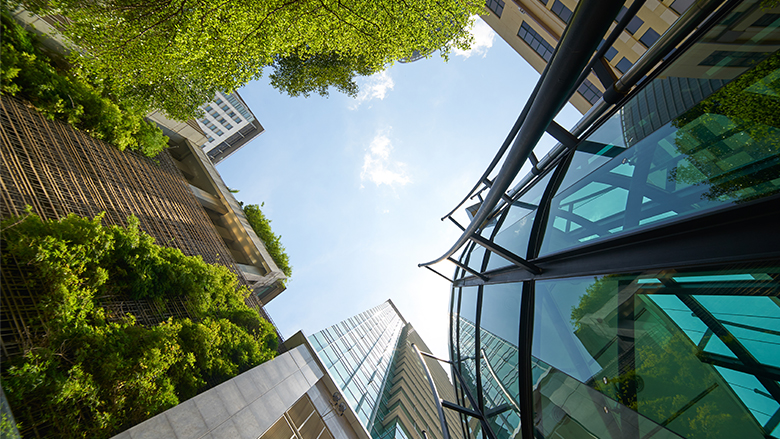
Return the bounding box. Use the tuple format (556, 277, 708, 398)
(197, 91, 264, 164)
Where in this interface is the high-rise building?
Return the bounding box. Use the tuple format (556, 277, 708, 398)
(196, 91, 265, 164)
(422, 0, 780, 438)
(108, 333, 372, 439)
(309, 301, 462, 439)
(480, 0, 688, 113)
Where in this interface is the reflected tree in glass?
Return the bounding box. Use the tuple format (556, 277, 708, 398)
(669, 51, 780, 203)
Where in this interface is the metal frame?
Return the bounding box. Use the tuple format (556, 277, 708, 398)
(412, 344, 499, 439)
(431, 0, 780, 437)
(419, 0, 625, 270)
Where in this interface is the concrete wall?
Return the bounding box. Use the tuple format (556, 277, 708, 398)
(112, 345, 323, 439)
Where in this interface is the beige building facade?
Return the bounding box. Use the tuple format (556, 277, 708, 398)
(481, 0, 688, 113)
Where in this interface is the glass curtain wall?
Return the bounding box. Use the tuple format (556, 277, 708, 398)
(448, 1, 780, 438)
(309, 302, 405, 425)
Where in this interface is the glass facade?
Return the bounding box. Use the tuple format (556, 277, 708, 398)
(444, 1, 780, 438)
(309, 302, 404, 426)
(311, 302, 460, 439)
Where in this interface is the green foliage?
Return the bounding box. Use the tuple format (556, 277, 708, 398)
(269, 51, 379, 98)
(1, 211, 278, 438)
(570, 275, 618, 330)
(17, 0, 484, 120)
(243, 203, 292, 281)
(670, 51, 780, 202)
(0, 12, 168, 157)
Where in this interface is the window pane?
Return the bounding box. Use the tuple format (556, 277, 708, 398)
(480, 283, 522, 438)
(639, 28, 661, 48)
(616, 57, 634, 74)
(626, 16, 644, 35)
(605, 46, 618, 61)
(533, 267, 777, 439)
(486, 0, 505, 17)
(458, 286, 480, 402)
(489, 171, 553, 268)
(541, 14, 780, 256)
(518, 22, 556, 63)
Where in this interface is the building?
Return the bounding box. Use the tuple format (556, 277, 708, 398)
(109, 333, 370, 439)
(421, 0, 780, 438)
(196, 91, 265, 164)
(309, 301, 463, 439)
(150, 111, 287, 305)
(480, 0, 690, 113)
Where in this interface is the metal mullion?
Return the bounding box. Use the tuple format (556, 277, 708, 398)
(470, 234, 541, 274)
(420, 0, 624, 269)
(569, 0, 647, 102)
(422, 350, 500, 439)
(545, 120, 579, 149)
(528, 151, 573, 260)
(425, 266, 454, 283)
(474, 284, 485, 416)
(412, 343, 452, 439)
(448, 257, 489, 282)
(518, 281, 535, 439)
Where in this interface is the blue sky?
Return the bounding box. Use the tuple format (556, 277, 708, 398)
(217, 19, 583, 358)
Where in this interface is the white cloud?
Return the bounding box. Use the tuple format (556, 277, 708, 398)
(360, 132, 410, 188)
(350, 71, 395, 109)
(453, 19, 495, 59)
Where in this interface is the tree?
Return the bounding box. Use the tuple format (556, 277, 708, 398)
(19, 0, 483, 120)
(269, 50, 379, 98)
(0, 12, 169, 157)
(669, 51, 780, 203)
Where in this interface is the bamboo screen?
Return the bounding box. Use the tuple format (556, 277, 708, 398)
(0, 96, 271, 360)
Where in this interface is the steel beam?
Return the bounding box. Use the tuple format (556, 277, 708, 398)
(420, 0, 625, 268)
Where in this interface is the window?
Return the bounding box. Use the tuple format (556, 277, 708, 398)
(699, 51, 772, 68)
(615, 6, 627, 22)
(752, 13, 780, 27)
(616, 57, 633, 74)
(517, 22, 555, 62)
(670, 0, 694, 14)
(625, 15, 644, 35)
(486, 0, 504, 17)
(639, 28, 660, 47)
(551, 0, 572, 24)
(605, 46, 618, 61)
(577, 79, 602, 105)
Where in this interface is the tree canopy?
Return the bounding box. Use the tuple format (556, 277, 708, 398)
(19, 0, 484, 120)
(0, 12, 168, 157)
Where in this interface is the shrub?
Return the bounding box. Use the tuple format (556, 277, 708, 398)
(1, 211, 277, 438)
(243, 203, 292, 282)
(0, 12, 168, 157)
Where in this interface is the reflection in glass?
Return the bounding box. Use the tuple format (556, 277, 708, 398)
(540, 3, 780, 256)
(309, 302, 404, 425)
(458, 287, 480, 402)
(533, 267, 779, 439)
(480, 284, 523, 439)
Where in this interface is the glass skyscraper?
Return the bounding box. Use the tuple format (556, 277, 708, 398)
(309, 301, 462, 439)
(424, 0, 780, 438)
